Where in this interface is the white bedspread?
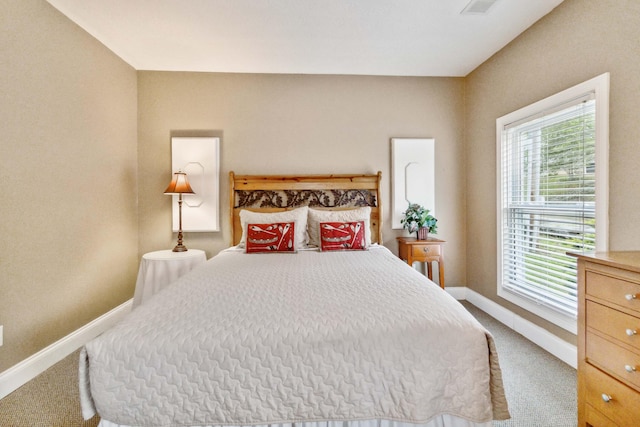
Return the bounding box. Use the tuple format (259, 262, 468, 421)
(80, 246, 509, 426)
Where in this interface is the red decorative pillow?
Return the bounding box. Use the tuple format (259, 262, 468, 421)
(319, 221, 366, 251)
(245, 222, 296, 253)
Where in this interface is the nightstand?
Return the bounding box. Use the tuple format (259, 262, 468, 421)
(132, 249, 207, 307)
(397, 237, 445, 288)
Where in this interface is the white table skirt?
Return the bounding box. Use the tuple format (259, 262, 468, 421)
(132, 249, 206, 307)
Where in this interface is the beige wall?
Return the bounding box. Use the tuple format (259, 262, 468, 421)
(137, 72, 466, 285)
(464, 0, 640, 343)
(7, 0, 636, 372)
(0, 0, 138, 370)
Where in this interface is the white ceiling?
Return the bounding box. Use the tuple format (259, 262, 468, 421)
(46, 0, 565, 77)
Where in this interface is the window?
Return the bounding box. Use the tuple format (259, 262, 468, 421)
(496, 73, 609, 334)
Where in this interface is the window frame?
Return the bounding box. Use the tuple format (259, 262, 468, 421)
(496, 73, 609, 334)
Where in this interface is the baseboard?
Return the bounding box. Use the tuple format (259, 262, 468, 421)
(0, 299, 132, 400)
(458, 288, 577, 369)
(444, 286, 466, 300)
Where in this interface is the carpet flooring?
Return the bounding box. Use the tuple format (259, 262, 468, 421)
(462, 302, 577, 427)
(0, 301, 577, 426)
(0, 348, 99, 427)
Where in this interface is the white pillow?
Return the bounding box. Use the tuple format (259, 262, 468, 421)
(308, 207, 371, 247)
(239, 206, 309, 249)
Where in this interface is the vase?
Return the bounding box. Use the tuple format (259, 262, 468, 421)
(417, 227, 429, 240)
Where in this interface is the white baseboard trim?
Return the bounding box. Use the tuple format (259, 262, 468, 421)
(458, 288, 577, 369)
(444, 286, 466, 300)
(0, 299, 132, 400)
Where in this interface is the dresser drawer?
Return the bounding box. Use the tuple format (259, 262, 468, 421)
(586, 301, 640, 352)
(410, 244, 441, 259)
(585, 403, 618, 427)
(586, 270, 640, 313)
(584, 363, 640, 426)
(586, 331, 640, 390)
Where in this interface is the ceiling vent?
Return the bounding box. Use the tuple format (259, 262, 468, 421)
(460, 0, 500, 15)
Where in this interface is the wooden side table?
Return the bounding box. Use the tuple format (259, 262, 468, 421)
(132, 249, 207, 307)
(397, 237, 445, 288)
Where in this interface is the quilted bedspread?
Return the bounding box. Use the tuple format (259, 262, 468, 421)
(80, 246, 509, 426)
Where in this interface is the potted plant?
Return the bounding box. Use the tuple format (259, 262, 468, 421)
(400, 202, 438, 240)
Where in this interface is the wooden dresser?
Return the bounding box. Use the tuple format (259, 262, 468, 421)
(573, 252, 640, 426)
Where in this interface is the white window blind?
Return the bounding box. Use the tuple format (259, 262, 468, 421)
(499, 95, 596, 320)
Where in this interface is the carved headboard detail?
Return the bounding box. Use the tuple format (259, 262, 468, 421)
(229, 172, 382, 246)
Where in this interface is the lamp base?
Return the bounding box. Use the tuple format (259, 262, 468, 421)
(173, 225, 188, 252)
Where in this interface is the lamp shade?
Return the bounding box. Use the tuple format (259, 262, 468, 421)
(164, 171, 195, 195)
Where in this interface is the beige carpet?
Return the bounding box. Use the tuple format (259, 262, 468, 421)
(0, 349, 100, 426)
(0, 302, 576, 426)
(463, 302, 577, 427)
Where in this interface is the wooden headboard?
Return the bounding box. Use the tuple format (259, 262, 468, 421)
(229, 172, 383, 246)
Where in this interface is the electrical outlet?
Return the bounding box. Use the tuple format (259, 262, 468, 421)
(0, 325, 3, 347)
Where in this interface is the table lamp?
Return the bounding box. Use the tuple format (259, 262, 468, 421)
(164, 170, 195, 252)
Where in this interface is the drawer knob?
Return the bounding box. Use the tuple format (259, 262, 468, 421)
(601, 394, 613, 403)
(626, 293, 638, 301)
(625, 364, 637, 373)
(626, 328, 638, 336)
(423, 247, 430, 253)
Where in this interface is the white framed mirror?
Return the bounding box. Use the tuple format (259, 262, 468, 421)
(391, 138, 435, 229)
(170, 136, 221, 232)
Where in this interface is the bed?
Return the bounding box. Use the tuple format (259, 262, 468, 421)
(79, 172, 509, 427)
